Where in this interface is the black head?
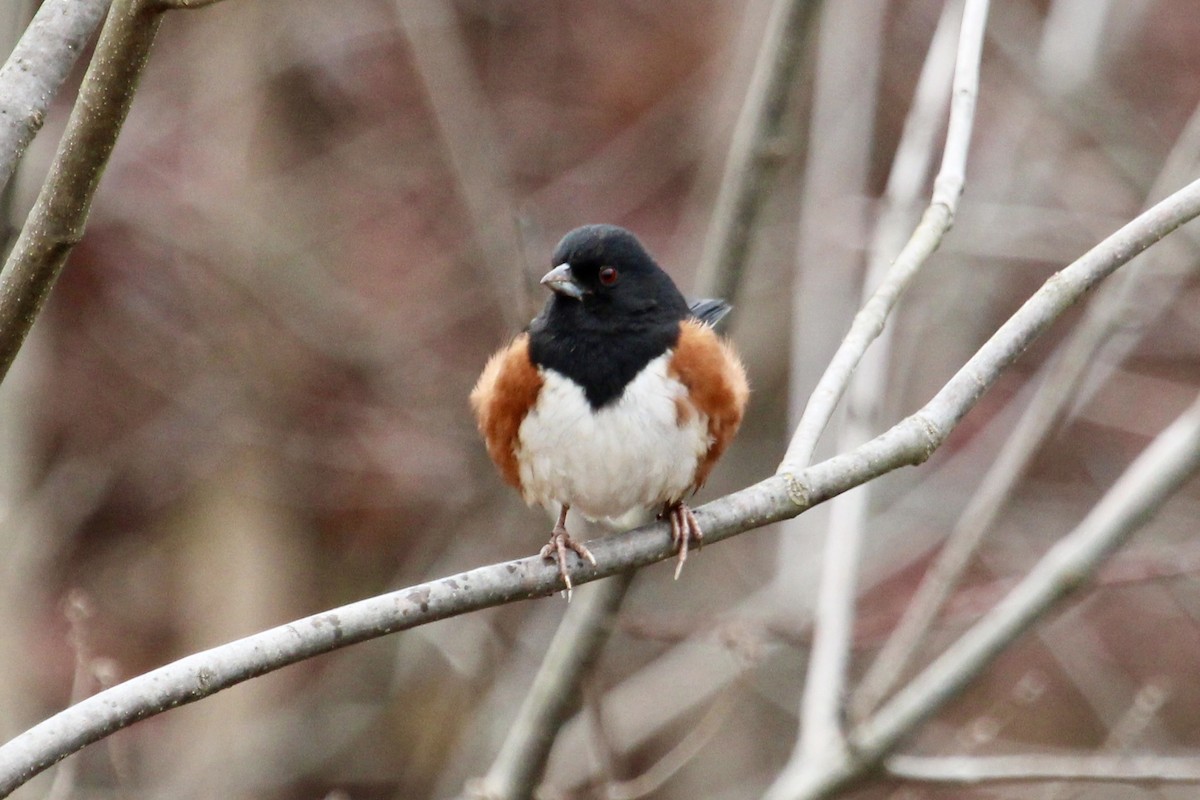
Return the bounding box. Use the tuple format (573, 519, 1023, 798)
(539, 225, 691, 327)
(528, 225, 691, 408)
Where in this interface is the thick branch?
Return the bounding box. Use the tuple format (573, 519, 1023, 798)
(0, 0, 111, 195)
(2, 173, 1200, 797)
(0, 0, 161, 384)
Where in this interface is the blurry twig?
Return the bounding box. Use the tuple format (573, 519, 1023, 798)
(768, 390, 1200, 800)
(152, 0, 229, 8)
(851, 95, 1200, 720)
(394, 0, 531, 328)
(465, 571, 636, 800)
(1036, 0, 1114, 96)
(692, 0, 819, 305)
(783, 0, 986, 772)
(0, 0, 111, 196)
(599, 689, 733, 800)
(887, 753, 1200, 784)
(43, 591, 95, 800)
(2, 173, 1200, 797)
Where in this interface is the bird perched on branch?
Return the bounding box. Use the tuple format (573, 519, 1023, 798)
(471, 224, 748, 596)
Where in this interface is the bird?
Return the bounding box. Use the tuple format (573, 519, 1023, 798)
(471, 224, 748, 596)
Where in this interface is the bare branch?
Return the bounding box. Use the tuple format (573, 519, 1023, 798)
(785, 0, 987, 769)
(2, 172, 1200, 798)
(0, 0, 111, 195)
(692, 0, 819, 304)
(770, 391, 1200, 800)
(778, 0, 990, 472)
(394, 0, 532, 328)
(887, 753, 1200, 784)
(466, 571, 636, 800)
(0, 0, 163, 384)
(851, 94, 1200, 719)
(151, 0, 230, 9)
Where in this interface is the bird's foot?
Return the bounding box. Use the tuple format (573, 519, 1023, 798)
(666, 502, 703, 580)
(539, 519, 596, 601)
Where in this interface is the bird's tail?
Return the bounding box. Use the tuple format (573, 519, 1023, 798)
(688, 298, 732, 328)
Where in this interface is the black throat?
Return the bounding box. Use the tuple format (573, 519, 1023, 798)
(528, 300, 683, 410)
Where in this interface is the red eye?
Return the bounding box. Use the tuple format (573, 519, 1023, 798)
(599, 267, 619, 286)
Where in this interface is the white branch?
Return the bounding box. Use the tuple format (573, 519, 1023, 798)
(778, 0, 989, 472)
(770, 389, 1200, 799)
(783, 0, 987, 771)
(888, 753, 1200, 784)
(0, 0, 111, 194)
(852, 93, 1200, 720)
(2, 171, 1200, 798)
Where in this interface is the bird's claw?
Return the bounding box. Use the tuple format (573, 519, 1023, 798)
(540, 526, 596, 601)
(667, 503, 703, 579)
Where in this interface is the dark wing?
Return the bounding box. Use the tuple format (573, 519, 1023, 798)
(687, 298, 731, 328)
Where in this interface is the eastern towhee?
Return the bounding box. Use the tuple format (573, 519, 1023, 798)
(471, 225, 748, 595)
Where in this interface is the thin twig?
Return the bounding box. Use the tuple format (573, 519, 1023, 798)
(787, 0, 986, 768)
(393, 0, 531, 328)
(0, 0, 163, 384)
(44, 591, 96, 800)
(601, 689, 734, 800)
(466, 571, 636, 800)
(766, 390, 1200, 800)
(151, 0, 230, 9)
(850, 94, 1200, 720)
(887, 753, 1200, 784)
(778, 0, 990, 472)
(2, 173, 1200, 797)
(692, 0, 819, 305)
(0, 0, 111, 195)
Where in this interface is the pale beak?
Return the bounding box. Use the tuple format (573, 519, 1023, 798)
(540, 263, 586, 300)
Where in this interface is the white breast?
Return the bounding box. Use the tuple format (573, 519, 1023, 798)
(516, 353, 711, 525)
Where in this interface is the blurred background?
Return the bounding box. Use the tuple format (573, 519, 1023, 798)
(2, 0, 1200, 798)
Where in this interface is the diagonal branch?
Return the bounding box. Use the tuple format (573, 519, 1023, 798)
(851, 93, 1200, 720)
(778, 0, 990, 473)
(0, 0, 111, 196)
(0, 0, 162, 384)
(767, 388, 1200, 800)
(465, 571, 636, 800)
(0, 0, 232, 385)
(1, 171, 1199, 797)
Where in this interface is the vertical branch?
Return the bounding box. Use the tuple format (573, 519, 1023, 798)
(0, 0, 162, 384)
(692, 0, 819, 305)
(774, 0, 989, 776)
(394, 0, 532, 328)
